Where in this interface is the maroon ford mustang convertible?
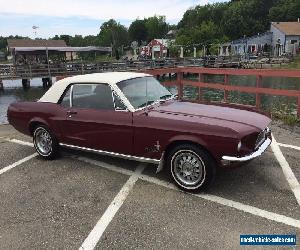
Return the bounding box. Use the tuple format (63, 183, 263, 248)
(7, 72, 272, 191)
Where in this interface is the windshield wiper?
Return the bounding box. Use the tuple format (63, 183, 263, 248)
(138, 100, 155, 108)
(159, 94, 173, 100)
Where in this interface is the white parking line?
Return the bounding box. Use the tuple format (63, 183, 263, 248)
(75, 156, 133, 177)
(77, 156, 300, 229)
(8, 138, 33, 147)
(79, 164, 146, 250)
(271, 134, 300, 206)
(278, 142, 300, 151)
(139, 175, 300, 229)
(0, 153, 38, 175)
(6, 138, 300, 229)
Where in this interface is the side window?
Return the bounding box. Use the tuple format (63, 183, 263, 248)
(113, 92, 127, 111)
(60, 87, 71, 108)
(72, 83, 114, 110)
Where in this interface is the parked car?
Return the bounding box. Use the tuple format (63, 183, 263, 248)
(7, 72, 272, 191)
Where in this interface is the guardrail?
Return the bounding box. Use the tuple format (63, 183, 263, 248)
(142, 67, 300, 118)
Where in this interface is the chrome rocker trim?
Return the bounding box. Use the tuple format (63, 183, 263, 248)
(60, 143, 161, 165)
(222, 138, 271, 162)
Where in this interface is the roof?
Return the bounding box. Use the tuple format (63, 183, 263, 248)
(13, 46, 112, 53)
(232, 31, 272, 45)
(153, 39, 175, 47)
(39, 72, 151, 110)
(271, 22, 300, 36)
(7, 39, 67, 48)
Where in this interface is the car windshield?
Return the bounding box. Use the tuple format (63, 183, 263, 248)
(116, 76, 173, 109)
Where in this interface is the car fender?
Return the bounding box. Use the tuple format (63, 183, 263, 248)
(28, 117, 51, 135)
(166, 134, 208, 150)
(156, 134, 210, 173)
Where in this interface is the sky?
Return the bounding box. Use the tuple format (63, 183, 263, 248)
(0, 0, 228, 38)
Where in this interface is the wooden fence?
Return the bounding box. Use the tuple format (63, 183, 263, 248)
(143, 67, 300, 118)
(0, 59, 202, 80)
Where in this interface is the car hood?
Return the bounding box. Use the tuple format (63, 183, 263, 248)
(152, 100, 271, 131)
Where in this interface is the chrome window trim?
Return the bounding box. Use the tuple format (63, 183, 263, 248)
(109, 82, 135, 112)
(68, 83, 127, 112)
(70, 85, 74, 107)
(61, 77, 175, 113)
(112, 76, 174, 113)
(59, 143, 160, 164)
(111, 89, 128, 112)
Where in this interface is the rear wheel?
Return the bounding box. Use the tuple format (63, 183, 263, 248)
(33, 125, 59, 159)
(167, 144, 216, 192)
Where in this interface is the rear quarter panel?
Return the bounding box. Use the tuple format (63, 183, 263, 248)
(8, 102, 64, 138)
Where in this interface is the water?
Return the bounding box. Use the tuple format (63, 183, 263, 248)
(180, 74, 300, 117)
(1, 74, 299, 124)
(0, 78, 53, 124)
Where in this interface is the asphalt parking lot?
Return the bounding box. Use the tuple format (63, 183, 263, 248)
(0, 123, 299, 250)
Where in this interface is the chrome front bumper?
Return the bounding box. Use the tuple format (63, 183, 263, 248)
(222, 137, 272, 163)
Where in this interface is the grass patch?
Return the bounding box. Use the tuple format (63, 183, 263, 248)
(272, 113, 299, 126)
(281, 54, 300, 69)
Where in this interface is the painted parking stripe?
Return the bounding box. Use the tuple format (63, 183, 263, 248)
(271, 134, 300, 206)
(77, 156, 300, 229)
(139, 175, 300, 228)
(6, 138, 300, 228)
(79, 164, 146, 250)
(278, 142, 300, 151)
(74, 156, 134, 177)
(8, 138, 34, 147)
(0, 153, 38, 175)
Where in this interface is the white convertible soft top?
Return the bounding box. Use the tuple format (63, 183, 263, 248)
(39, 72, 151, 111)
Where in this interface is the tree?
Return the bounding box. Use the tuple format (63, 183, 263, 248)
(98, 19, 129, 57)
(269, 0, 300, 22)
(145, 16, 168, 41)
(129, 19, 148, 45)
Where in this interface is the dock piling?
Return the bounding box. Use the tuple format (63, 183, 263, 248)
(22, 79, 30, 90)
(42, 77, 52, 88)
(0, 79, 3, 92)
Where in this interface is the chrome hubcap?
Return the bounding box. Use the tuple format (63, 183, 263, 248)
(172, 151, 204, 186)
(35, 128, 52, 155)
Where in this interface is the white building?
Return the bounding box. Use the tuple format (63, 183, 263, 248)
(270, 22, 300, 56)
(219, 21, 300, 57)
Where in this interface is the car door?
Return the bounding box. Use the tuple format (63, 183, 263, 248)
(58, 83, 133, 155)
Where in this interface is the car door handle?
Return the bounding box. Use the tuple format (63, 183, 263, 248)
(67, 110, 77, 117)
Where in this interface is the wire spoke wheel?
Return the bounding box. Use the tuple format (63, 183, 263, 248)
(172, 150, 205, 187)
(34, 127, 53, 156)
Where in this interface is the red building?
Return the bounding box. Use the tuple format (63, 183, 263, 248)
(140, 39, 174, 59)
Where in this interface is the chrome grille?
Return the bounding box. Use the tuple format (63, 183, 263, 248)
(255, 128, 267, 149)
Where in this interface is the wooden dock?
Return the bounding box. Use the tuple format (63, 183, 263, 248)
(0, 59, 203, 81)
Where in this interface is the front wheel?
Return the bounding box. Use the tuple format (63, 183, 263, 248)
(167, 144, 216, 192)
(33, 125, 59, 159)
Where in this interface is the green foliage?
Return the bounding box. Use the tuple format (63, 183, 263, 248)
(98, 19, 129, 48)
(0, 35, 28, 53)
(178, 3, 229, 29)
(176, 0, 297, 47)
(222, 0, 277, 39)
(281, 54, 300, 69)
(128, 19, 148, 45)
(144, 15, 168, 41)
(269, 0, 300, 22)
